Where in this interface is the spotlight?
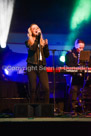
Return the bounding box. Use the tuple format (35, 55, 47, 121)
(59, 56, 65, 63)
(0, 41, 6, 48)
(4, 68, 9, 75)
(70, 0, 91, 30)
(0, 0, 15, 48)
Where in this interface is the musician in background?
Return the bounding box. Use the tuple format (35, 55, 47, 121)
(65, 39, 85, 115)
(25, 24, 50, 104)
(65, 39, 85, 67)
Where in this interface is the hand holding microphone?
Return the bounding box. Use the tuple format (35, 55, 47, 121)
(36, 29, 48, 47)
(37, 30, 41, 37)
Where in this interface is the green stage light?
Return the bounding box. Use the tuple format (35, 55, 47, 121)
(63, 0, 91, 53)
(70, 0, 91, 30)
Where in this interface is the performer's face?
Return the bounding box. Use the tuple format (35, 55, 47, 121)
(31, 24, 41, 36)
(77, 43, 85, 52)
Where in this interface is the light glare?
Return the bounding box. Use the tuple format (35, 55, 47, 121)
(59, 56, 65, 63)
(4, 69, 9, 75)
(0, 0, 15, 48)
(70, 0, 91, 30)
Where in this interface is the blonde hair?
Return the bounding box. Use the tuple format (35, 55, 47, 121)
(28, 24, 43, 39)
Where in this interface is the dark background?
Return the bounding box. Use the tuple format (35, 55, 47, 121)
(10, 0, 91, 35)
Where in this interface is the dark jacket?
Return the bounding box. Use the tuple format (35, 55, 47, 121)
(65, 47, 78, 67)
(65, 48, 91, 86)
(65, 47, 84, 85)
(25, 37, 49, 65)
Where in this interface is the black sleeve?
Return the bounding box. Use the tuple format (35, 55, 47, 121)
(65, 52, 78, 67)
(25, 36, 39, 51)
(43, 44, 50, 58)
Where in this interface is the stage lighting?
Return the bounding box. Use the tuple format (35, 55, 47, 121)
(59, 56, 65, 63)
(64, 0, 91, 52)
(4, 69, 9, 75)
(0, 41, 6, 48)
(0, 0, 15, 48)
(70, 0, 91, 30)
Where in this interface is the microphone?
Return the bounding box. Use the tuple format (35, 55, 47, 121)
(37, 32, 41, 61)
(38, 32, 41, 36)
(37, 32, 41, 44)
(77, 51, 80, 66)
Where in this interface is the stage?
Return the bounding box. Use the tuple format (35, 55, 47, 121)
(0, 116, 91, 122)
(0, 116, 91, 136)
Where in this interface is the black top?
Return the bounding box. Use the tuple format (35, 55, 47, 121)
(65, 47, 84, 85)
(25, 36, 49, 65)
(65, 47, 78, 67)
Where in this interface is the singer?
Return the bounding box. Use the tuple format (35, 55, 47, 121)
(25, 24, 50, 104)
